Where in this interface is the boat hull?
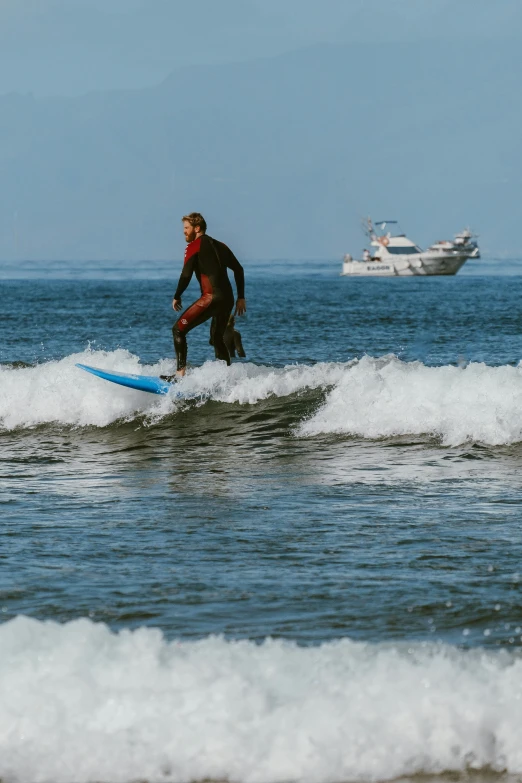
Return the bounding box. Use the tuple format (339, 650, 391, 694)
(341, 253, 470, 277)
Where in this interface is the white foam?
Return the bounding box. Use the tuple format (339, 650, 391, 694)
(175, 356, 346, 405)
(3, 351, 522, 446)
(0, 350, 346, 431)
(1, 616, 522, 783)
(300, 355, 522, 446)
(0, 349, 175, 429)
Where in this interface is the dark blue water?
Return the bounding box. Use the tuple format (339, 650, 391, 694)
(4, 259, 522, 783)
(2, 258, 522, 651)
(3, 258, 522, 367)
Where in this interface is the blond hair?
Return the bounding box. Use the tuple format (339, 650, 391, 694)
(182, 212, 207, 233)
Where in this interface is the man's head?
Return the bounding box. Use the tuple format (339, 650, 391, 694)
(182, 212, 207, 243)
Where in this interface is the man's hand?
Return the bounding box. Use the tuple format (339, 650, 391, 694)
(172, 298, 182, 311)
(235, 298, 246, 316)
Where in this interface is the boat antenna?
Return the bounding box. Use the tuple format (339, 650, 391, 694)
(362, 216, 374, 240)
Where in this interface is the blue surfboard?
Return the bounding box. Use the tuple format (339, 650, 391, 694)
(76, 363, 173, 395)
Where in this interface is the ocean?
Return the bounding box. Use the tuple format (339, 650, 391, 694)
(1, 257, 522, 783)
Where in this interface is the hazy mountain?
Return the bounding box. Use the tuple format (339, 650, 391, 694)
(1, 0, 521, 96)
(0, 41, 520, 260)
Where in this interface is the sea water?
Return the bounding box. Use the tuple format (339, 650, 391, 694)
(1, 258, 522, 783)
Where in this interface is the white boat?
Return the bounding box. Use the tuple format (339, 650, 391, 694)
(341, 219, 480, 277)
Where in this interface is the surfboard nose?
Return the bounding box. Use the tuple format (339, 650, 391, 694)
(75, 363, 172, 395)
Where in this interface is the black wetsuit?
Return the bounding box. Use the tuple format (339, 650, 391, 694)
(209, 319, 246, 358)
(172, 234, 245, 371)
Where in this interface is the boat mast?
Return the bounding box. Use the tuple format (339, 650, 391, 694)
(362, 216, 375, 242)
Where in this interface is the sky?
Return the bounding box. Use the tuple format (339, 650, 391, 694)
(1, 0, 521, 96)
(0, 0, 520, 260)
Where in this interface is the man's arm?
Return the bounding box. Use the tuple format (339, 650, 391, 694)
(224, 247, 246, 315)
(172, 256, 195, 310)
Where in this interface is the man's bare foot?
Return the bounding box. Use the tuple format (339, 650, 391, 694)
(160, 370, 186, 382)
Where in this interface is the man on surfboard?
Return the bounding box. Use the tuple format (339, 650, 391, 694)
(165, 213, 246, 379)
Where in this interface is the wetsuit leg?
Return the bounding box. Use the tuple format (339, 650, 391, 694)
(234, 330, 246, 358)
(173, 294, 214, 371)
(172, 296, 232, 371)
(223, 325, 236, 357)
(211, 307, 233, 366)
(209, 316, 216, 346)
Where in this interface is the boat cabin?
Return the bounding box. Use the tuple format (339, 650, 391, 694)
(369, 221, 422, 260)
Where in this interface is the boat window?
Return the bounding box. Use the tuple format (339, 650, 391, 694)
(386, 246, 420, 255)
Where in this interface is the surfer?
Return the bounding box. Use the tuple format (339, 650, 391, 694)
(165, 213, 246, 379)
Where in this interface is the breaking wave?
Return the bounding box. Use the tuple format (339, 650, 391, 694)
(1, 616, 522, 783)
(299, 355, 522, 446)
(0, 348, 344, 430)
(2, 350, 522, 446)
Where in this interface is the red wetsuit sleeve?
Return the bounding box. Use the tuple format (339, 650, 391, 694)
(174, 254, 196, 299)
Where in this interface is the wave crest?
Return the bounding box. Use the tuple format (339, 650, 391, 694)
(300, 355, 522, 446)
(1, 616, 522, 783)
(0, 350, 345, 431)
(2, 351, 522, 446)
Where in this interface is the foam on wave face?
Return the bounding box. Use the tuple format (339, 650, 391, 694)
(1, 616, 522, 783)
(0, 349, 346, 431)
(3, 351, 522, 445)
(300, 355, 522, 446)
(0, 349, 172, 429)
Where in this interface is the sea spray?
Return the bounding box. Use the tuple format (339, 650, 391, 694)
(299, 355, 522, 446)
(3, 350, 522, 446)
(0, 350, 348, 431)
(1, 616, 522, 783)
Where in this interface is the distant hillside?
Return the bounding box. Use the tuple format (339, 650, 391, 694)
(2, 0, 522, 96)
(0, 42, 520, 260)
